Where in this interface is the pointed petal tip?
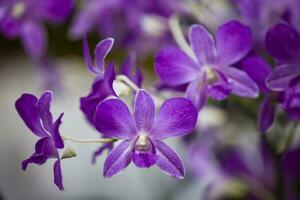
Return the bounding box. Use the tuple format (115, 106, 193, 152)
(21, 161, 28, 170)
(54, 159, 64, 191)
(96, 37, 114, 49)
(102, 141, 132, 178)
(155, 141, 186, 179)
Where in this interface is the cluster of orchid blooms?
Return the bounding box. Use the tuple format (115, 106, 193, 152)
(3, 0, 300, 199)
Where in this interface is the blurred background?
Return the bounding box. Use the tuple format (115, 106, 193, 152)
(1, 0, 300, 200)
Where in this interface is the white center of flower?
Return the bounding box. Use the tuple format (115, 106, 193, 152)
(135, 133, 150, 151)
(11, 1, 26, 18)
(141, 15, 166, 36)
(205, 67, 218, 84)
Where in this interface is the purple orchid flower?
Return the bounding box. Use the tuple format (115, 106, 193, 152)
(80, 38, 145, 163)
(95, 89, 198, 178)
(80, 37, 145, 126)
(155, 20, 259, 110)
(79, 37, 117, 164)
(15, 91, 65, 190)
(0, 0, 73, 59)
(265, 23, 300, 119)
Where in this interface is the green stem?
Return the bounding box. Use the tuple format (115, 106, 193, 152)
(168, 15, 195, 59)
(63, 136, 117, 144)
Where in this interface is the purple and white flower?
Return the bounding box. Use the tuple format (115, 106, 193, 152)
(95, 89, 198, 178)
(155, 20, 259, 110)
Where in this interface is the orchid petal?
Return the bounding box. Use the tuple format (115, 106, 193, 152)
(22, 137, 57, 170)
(189, 24, 216, 65)
(132, 139, 156, 168)
(95, 98, 137, 139)
(103, 140, 132, 177)
(51, 113, 64, 149)
(155, 140, 185, 179)
(240, 53, 272, 93)
(186, 76, 208, 111)
(20, 21, 46, 59)
(266, 64, 300, 91)
(53, 159, 64, 190)
(150, 98, 197, 139)
(216, 21, 252, 65)
(95, 38, 114, 72)
(134, 90, 155, 131)
(155, 47, 199, 85)
(219, 67, 259, 98)
(266, 23, 300, 64)
(258, 96, 276, 133)
(36, 0, 73, 23)
(36, 91, 53, 133)
(16, 94, 48, 137)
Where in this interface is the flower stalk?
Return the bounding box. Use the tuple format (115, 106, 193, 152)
(63, 136, 117, 144)
(169, 15, 195, 59)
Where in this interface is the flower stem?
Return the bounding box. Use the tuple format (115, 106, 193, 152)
(63, 136, 117, 144)
(168, 15, 195, 59)
(116, 75, 140, 92)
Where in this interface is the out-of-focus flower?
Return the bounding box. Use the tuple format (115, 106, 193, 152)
(189, 128, 277, 200)
(266, 23, 300, 66)
(155, 20, 258, 110)
(237, 23, 300, 132)
(280, 77, 300, 118)
(69, 0, 186, 52)
(37, 57, 62, 91)
(239, 53, 276, 133)
(15, 91, 65, 190)
(80, 38, 145, 163)
(0, 0, 73, 59)
(241, 51, 299, 132)
(95, 89, 197, 178)
(265, 23, 300, 120)
(233, 0, 300, 49)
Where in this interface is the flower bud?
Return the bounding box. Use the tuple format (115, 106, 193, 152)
(61, 147, 77, 159)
